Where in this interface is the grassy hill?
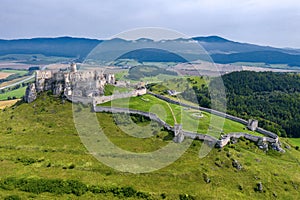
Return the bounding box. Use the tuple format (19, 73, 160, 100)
(0, 37, 100, 59)
(0, 93, 299, 199)
(162, 72, 300, 138)
(100, 94, 261, 136)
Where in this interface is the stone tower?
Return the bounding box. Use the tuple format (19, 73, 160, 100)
(70, 63, 77, 73)
(173, 124, 184, 143)
(247, 119, 258, 131)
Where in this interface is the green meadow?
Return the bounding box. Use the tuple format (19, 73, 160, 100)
(100, 94, 260, 136)
(0, 86, 27, 100)
(0, 93, 299, 199)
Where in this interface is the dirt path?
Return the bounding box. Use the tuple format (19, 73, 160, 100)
(165, 102, 177, 124)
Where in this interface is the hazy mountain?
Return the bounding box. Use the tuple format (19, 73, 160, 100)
(1, 36, 300, 66)
(0, 37, 101, 58)
(193, 36, 300, 55)
(211, 51, 300, 67)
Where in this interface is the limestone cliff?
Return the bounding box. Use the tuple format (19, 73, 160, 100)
(24, 83, 37, 103)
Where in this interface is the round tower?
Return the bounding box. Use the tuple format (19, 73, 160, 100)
(70, 63, 77, 73)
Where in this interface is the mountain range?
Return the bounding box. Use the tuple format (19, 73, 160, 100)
(1, 36, 300, 66)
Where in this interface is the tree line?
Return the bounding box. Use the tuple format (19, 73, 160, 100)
(181, 71, 300, 138)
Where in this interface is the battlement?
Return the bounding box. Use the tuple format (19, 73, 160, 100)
(35, 70, 53, 79)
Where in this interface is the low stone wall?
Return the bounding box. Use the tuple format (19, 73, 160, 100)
(217, 133, 262, 147)
(94, 105, 284, 152)
(95, 106, 226, 144)
(66, 90, 283, 152)
(94, 88, 147, 105)
(94, 106, 174, 132)
(148, 92, 278, 139)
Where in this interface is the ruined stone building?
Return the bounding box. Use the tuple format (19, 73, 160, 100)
(24, 63, 115, 103)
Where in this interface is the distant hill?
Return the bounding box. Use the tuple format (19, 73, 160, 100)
(118, 48, 187, 62)
(193, 36, 300, 55)
(0, 37, 101, 59)
(211, 51, 300, 67)
(1, 36, 300, 66)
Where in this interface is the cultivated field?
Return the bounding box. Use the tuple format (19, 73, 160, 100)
(0, 86, 27, 100)
(172, 61, 300, 76)
(0, 62, 29, 70)
(0, 72, 13, 79)
(0, 99, 19, 109)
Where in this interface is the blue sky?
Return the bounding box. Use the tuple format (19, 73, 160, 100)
(0, 0, 300, 48)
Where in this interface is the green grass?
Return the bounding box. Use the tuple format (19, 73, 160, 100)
(0, 93, 299, 199)
(100, 94, 262, 136)
(149, 76, 209, 94)
(0, 69, 28, 76)
(233, 62, 300, 70)
(140, 74, 178, 83)
(0, 54, 73, 65)
(142, 62, 177, 68)
(0, 86, 26, 100)
(104, 84, 132, 96)
(288, 138, 300, 147)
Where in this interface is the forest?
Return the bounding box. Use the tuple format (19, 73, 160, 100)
(181, 71, 300, 138)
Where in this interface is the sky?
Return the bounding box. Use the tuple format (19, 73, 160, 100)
(0, 0, 300, 48)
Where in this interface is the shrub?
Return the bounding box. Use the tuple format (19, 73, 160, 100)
(121, 186, 136, 197)
(15, 157, 37, 166)
(68, 163, 75, 169)
(4, 195, 21, 200)
(0, 177, 150, 198)
(179, 194, 195, 200)
(161, 193, 167, 199)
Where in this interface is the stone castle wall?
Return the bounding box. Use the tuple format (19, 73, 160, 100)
(25, 65, 116, 103)
(94, 105, 283, 152)
(147, 92, 279, 140)
(93, 88, 147, 105)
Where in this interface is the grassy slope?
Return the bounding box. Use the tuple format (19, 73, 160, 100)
(0, 69, 28, 76)
(104, 84, 132, 96)
(0, 54, 73, 65)
(100, 94, 260, 136)
(289, 138, 300, 147)
(0, 94, 299, 199)
(0, 86, 26, 100)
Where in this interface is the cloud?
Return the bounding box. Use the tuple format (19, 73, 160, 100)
(0, 0, 299, 48)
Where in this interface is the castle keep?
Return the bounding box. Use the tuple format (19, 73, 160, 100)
(24, 63, 115, 103)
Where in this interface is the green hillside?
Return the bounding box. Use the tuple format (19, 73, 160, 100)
(156, 72, 300, 138)
(0, 93, 299, 199)
(0, 86, 26, 100)
(100, 94, 261, 136)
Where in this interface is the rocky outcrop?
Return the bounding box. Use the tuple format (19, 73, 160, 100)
(24, 83, 37, 103)
(232, 159, 242, 170)
(53, 82, 64, 96)
(256, 182, 263, 192)
(148, 92, 285, 152)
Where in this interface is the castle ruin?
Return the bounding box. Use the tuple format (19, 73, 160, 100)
(25, 63, 116, 103)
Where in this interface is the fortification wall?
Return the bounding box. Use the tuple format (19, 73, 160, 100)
(94, 88, 147, 105)
(148, 92, 278, 139)
(94, 105, 284, 152)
